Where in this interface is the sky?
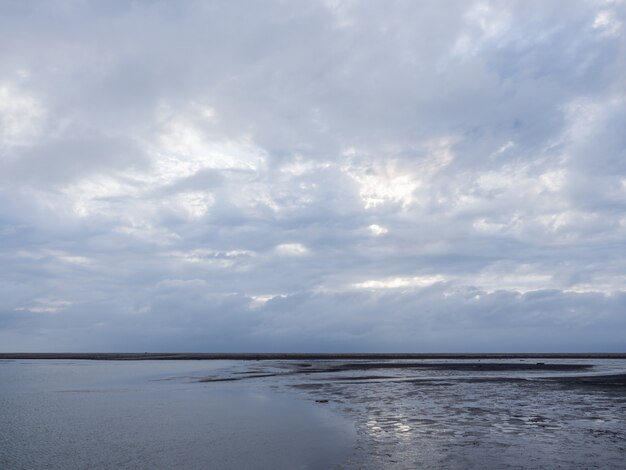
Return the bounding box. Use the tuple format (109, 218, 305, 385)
(0, 0, 625, 352)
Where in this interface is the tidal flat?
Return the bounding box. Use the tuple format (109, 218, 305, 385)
(1, 356, 625, 469)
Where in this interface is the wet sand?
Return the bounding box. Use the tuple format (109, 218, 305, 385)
(5, 352, 625, 390)
(195, 360, 599, 383)
(550, 373, 626, 387)
(3, 355, 625, 468)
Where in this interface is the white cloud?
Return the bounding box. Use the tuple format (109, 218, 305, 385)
(343, 161, 419, 209)
(0, 83, 45, 145)
(172, 191, 214, 219)
(593, 10, 622, 36)
(275, 243, 309, 256)
(453, 2, 511, 56)
(353, 275, 446, 290)
(0, 0, 624, 351)
(15, 299, 72, 314)
(368, 224, 388, 236)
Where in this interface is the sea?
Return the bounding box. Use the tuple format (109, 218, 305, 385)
(1, 357, 625, 469)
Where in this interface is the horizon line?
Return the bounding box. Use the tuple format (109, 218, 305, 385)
(2, 352, 626, 360)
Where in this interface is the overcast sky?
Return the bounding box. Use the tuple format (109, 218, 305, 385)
(1, 0, 625, 352)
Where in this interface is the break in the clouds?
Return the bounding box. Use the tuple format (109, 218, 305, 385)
(1, 0, 625, 352)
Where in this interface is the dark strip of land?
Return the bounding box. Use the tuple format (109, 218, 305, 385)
(302, 362, 593, 372)
(195, 361, 595, 383)
(1, 352, 625, 360)
(551, 373, 626, 387)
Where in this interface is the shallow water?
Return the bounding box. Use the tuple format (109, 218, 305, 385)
(0, 360, 355, 469)
(1, 358, 626, 469)
(272, 358, 626, 469)
(184, 357, 626, 469)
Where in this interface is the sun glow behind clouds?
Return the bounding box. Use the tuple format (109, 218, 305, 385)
(342, 138, 455, 209)
(1, 0, 625, 352)
(344, 161, 419, 209)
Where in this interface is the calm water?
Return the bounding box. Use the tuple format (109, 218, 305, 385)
(0, 360, 355, 469)
(2, 358, 626, 469)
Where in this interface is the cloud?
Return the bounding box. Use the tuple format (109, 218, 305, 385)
(0, 0, 624, 351)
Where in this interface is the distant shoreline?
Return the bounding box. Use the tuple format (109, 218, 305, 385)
(1, 352, 626, 360)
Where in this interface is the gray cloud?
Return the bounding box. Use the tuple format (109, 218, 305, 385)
(0, 0, 624, 351)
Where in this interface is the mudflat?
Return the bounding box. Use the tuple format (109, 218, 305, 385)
(2, 356, 625, 469)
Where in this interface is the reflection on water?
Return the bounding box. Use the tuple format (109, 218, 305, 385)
(193, 358, 626, 469)
(274, 359, 626, 469)
(1, 358, 626, 469)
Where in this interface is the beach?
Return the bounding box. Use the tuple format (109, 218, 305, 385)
(1, 355, 625, 468)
